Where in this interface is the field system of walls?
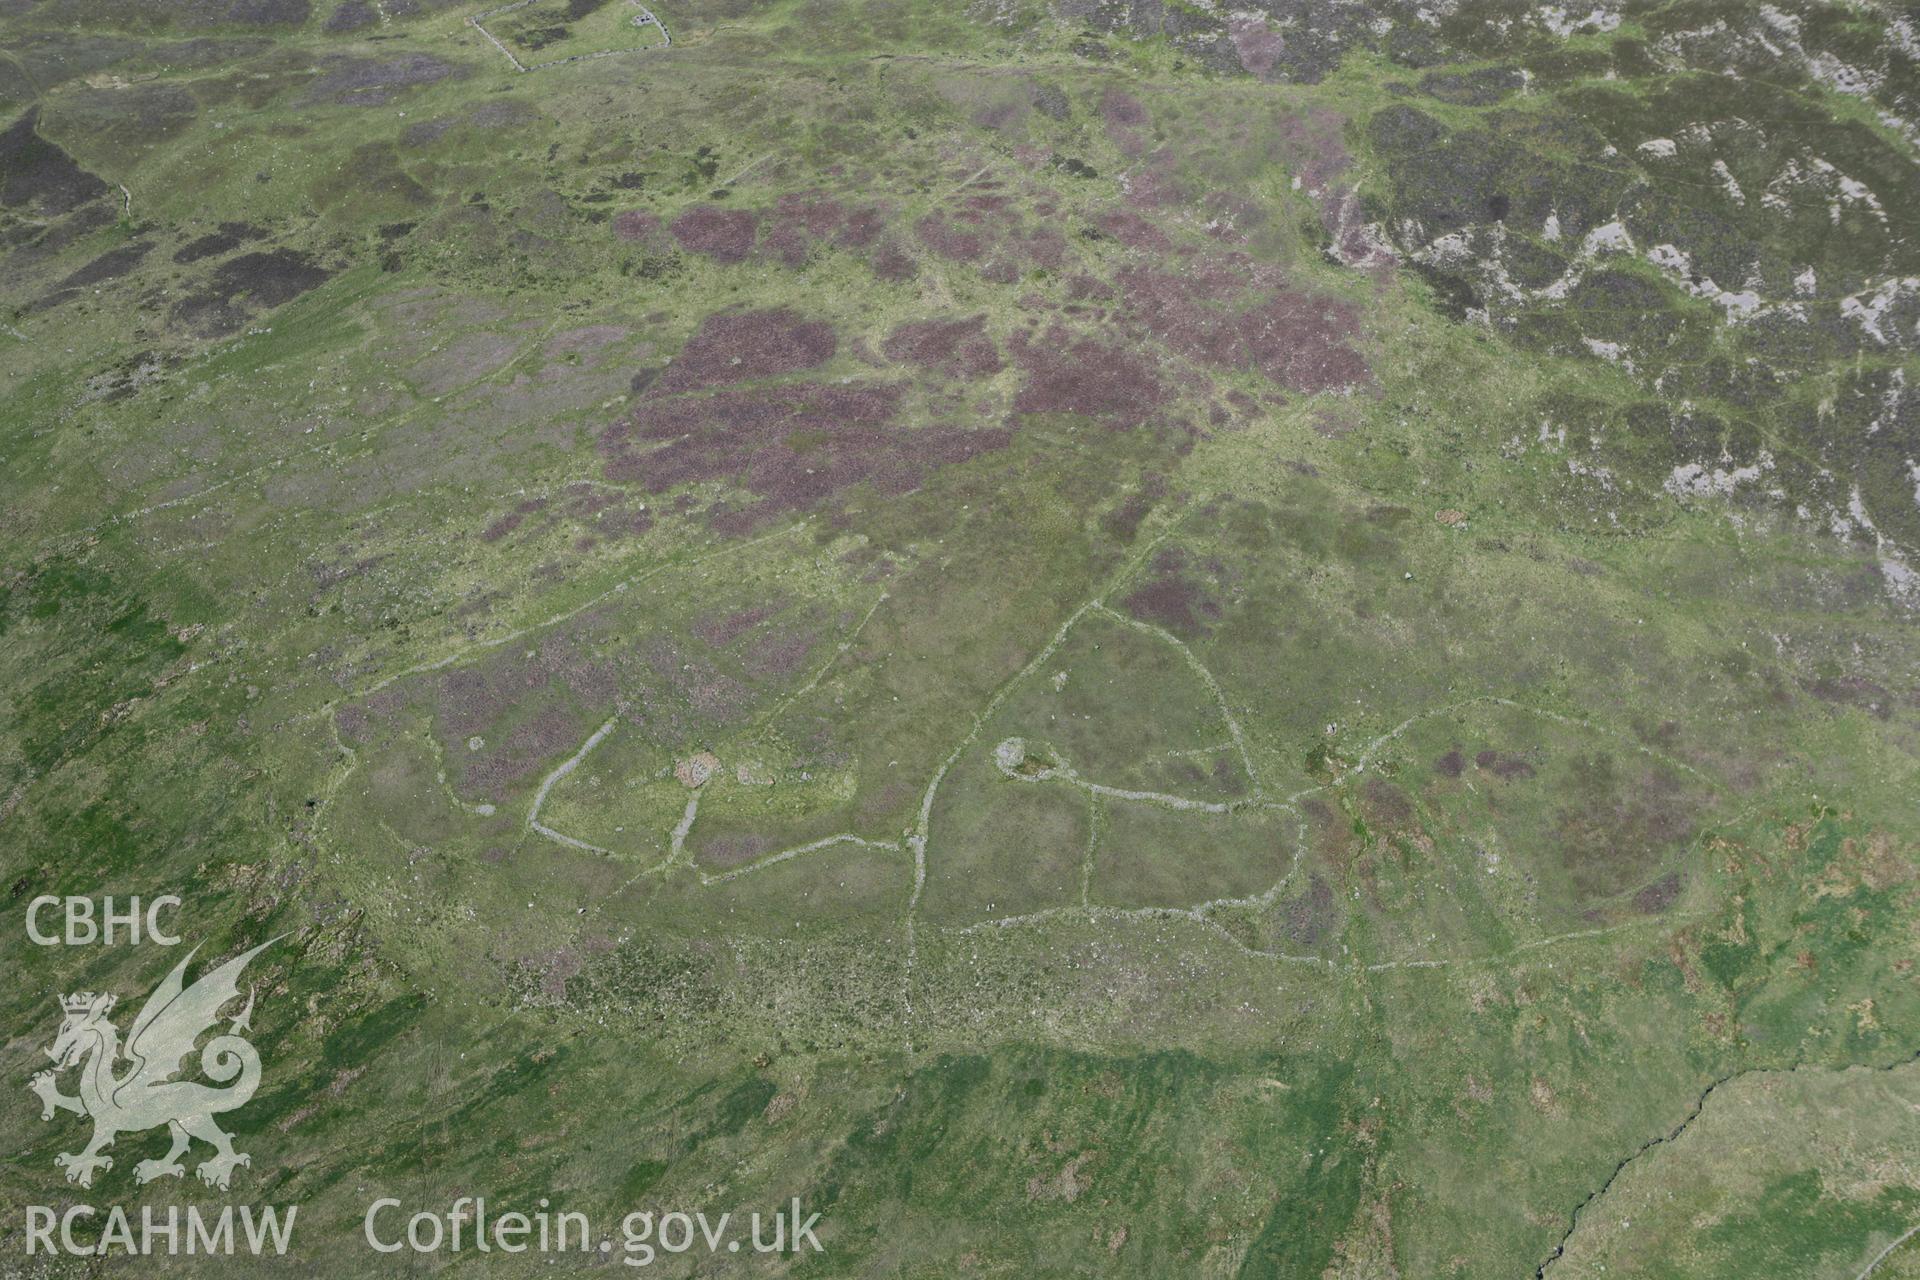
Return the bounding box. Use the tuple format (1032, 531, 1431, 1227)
(3, 0, 1919, 1275)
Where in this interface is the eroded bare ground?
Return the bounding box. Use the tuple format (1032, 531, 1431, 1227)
(3, 1, 1919, 1275)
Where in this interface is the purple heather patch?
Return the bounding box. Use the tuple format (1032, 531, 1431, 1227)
(1010, 324, 1167, 429)
(1229, 15, 1287, 78)
(613, 209, 663, 242)
(599, 380, 1009, 535)
(669, 203, 758, 262)
(1116, 260, 1369, 393)
(651, 308, 837, 394)
(882, 314, 1003, 378)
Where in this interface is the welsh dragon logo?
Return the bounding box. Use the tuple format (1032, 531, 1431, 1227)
(29, 939, 276, 1190)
